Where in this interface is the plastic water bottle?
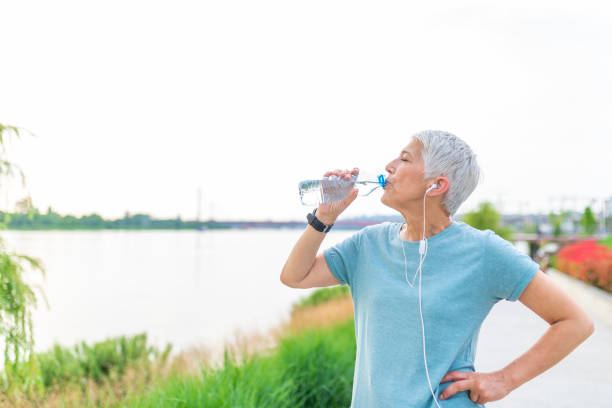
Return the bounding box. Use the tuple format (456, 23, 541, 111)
(298, 170, 387, 206)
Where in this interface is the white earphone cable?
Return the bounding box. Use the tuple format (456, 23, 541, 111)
(419, 185, 442, 408)
(402, 235, 420, 287)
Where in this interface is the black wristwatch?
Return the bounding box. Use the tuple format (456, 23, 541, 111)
(307, 208, 334, 233)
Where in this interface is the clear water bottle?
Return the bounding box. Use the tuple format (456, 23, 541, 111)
(298, 170, 387, 206)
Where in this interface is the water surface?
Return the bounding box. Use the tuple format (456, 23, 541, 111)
(0, 228, 352, 361)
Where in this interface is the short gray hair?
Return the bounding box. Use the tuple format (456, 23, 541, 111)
(412, 130, 482, 217)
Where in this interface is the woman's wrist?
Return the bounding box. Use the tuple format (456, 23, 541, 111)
(498, 368, 519, 393)
(314, 209, 336, 226)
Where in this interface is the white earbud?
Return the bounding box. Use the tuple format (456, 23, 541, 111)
(426, 183, 438, 192)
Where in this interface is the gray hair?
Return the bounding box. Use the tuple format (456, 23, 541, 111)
(412, 130, 482, 217)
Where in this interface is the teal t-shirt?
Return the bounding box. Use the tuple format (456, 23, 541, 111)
(323, 220, 539, 408)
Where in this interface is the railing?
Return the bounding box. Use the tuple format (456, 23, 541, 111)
(512, 233, 609, 259)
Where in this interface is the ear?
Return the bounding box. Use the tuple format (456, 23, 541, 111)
(430, 177, 450, 195)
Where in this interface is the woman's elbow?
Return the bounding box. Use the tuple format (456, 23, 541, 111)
(572, 316, 595, 340)
(557, 314, 595, 341)
(565, 304, 595, 339)
(583, 318, 595, 338)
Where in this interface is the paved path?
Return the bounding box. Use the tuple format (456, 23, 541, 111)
(475, 271, 612, 407)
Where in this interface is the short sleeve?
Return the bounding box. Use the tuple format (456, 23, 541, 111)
(323, 229, 362, 287)
(484, 230, 540, 302)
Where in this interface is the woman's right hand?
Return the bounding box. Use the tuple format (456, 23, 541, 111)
(316, 168, 360, 225)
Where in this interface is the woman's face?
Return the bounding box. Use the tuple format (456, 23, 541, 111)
(381, 138, 428, 208)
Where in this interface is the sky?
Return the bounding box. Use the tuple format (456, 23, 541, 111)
(1, 0, 611, 222)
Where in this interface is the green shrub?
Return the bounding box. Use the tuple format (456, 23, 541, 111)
(598, 235, 612, 250)
(4, 332, 172, 393)
(550, 254, 558, 270)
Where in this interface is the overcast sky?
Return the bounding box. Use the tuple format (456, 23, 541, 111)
(1, 0, 610, 222)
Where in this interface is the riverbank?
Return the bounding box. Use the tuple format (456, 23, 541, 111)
(0, 288, 355, 407)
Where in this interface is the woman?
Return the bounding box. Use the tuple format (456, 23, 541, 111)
(280, 130, 594, 407)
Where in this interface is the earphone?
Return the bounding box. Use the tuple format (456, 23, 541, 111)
(418, 182, 444, 407)
(418, 184, 438, 255)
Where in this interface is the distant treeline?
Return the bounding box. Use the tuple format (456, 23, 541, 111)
(0, 206, 403, 231)
(0, 207, 208, 230)
(0, 207, 360, 230)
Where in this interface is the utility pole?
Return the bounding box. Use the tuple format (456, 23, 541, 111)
(196, 187, 202, 222)
(209, 201, 215, 221)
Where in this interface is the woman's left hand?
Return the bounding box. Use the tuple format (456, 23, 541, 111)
(438, 370, 513, 404)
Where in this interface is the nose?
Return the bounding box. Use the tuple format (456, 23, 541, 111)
(385, 161, 394, 175)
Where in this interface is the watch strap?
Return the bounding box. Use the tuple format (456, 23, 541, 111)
(307, 208, 333, 233)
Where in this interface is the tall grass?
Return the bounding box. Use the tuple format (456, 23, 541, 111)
(0, 333, 172, 407)
(36, 333, 171, 388)
(1, 286, 356, 407)
(121, 316, 356, 407)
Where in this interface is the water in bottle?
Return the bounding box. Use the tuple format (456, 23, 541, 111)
(298, 170, 387, 206)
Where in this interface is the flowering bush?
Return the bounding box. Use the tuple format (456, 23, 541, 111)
(556, 240, 612, 293)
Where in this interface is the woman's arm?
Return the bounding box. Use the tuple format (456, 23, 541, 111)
(439, 270, 594, 404)
(280, 168, 359, 287)
(501, 269, 595, 390)
(280, 224, 331, 287)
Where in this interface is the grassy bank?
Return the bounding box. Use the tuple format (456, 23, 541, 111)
(121, 316, 355, 407)
(1, 287, 355, 407)
(0, 333, 174, 407)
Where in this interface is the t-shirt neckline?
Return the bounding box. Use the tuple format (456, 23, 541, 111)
(394, 220, 458, 245)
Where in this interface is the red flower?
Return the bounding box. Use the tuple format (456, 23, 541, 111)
(557, 240, 612, 292)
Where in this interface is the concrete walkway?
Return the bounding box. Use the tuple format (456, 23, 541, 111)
(476, 269, 612, 407)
